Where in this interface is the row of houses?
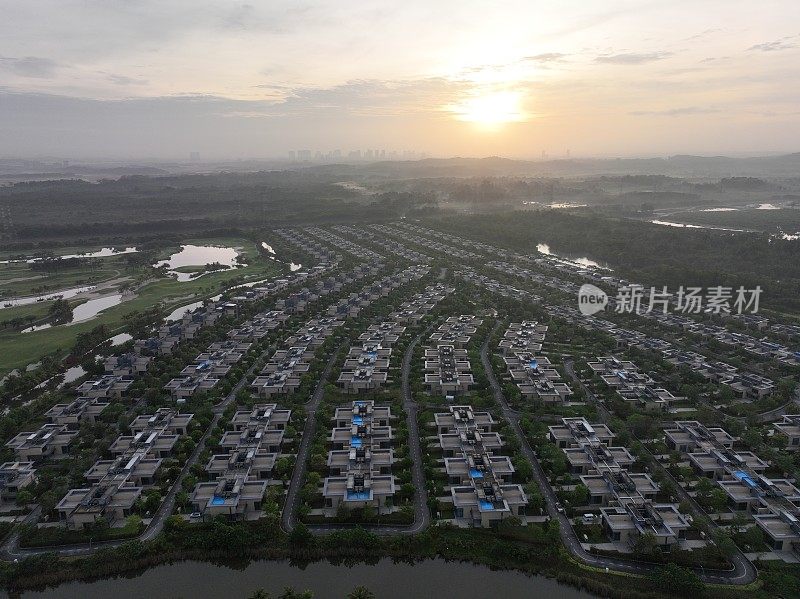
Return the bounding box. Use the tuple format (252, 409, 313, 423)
(375, 224, 483, 261)
(2, 256, 337, 514)
(320, 400, 397, 516)
(456, 269, 542, 304)
(337, 321, 405, 393)
(588, 356, 682, 412)
(435, 405, 528, 528)
(326, 265, 429, 320)
(56, 408, 194, 529)
(549, 417, 691, 551)
(388, 283, 455, 326)
(664, 420, 800, 553)
(500, 321, 573, 403)
(190, 403, 291, 519)
(341, 224, 431, 263)
(424, 316, 483, 398)
(304, 226, 385, 262)
(662, 348, 776, 401)
(251, 317, 345, 397)
(272, 228, 342, 265)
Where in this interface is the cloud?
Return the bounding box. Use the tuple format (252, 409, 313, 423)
(107, 74, 148, 86)
(522, 53, 567, 63)
(595, 52, 672, 65)
(629, 106, 720, 117)
(747, 38, 796, 52)
(0, 56, 60, 78)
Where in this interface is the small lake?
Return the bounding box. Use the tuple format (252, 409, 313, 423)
(11, 558, 597, 599)
(107, 332, 133, 346)
(154, 244, 241, 282)
(68, 294, 124, 325)
(165, 300, 205, 322)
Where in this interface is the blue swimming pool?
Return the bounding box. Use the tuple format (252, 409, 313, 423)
(346, 490, 371, 500)
(479, 500, 495, 511)
(211, 496, 226, 506)
(351, 436, 363, 448)
(469, 468, 483, 479)
(353, 415, 364, 425)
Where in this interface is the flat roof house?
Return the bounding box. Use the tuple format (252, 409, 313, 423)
(104, 352, 152, 377)
(581, 471, 660, 506)
(191, 475, 266, 520)
(754, 510, 800, 551)
(164, 372, 219, 400)
(434, 405, 495, 435)
(230, 404, 291, 432)
(45, 396, 109, 429)
(75, 374, 134, 399)
(774, 415, 800, 450)
(548, 418, 615, 449)
(719, 475, 800, 513)
(600, 503, 690, 550)
(6, 424, 77, 462)
(424, 345, 474, 397)
(0, 461, 36, 501)
(687, 450, 767, 481)
(57, 483, 141, 530)
(664, 421, 734, 454)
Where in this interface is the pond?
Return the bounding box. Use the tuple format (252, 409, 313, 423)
(11, 558, 597, 599)
(107, 333, 133, 346)
(154, 245, 240, 282)
(68, 294, 124, 325)
(165, 300, 205, 322)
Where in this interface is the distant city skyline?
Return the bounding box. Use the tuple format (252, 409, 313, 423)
(1, 1, 799, 159)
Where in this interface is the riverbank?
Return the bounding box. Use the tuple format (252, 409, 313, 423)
(0, 518, 771, 598)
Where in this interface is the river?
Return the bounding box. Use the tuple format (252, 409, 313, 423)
(10, 558, 597, 599)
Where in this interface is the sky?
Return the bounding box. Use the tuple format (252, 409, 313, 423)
(0, 0, 799, 160)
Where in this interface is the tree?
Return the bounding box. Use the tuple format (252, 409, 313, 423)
(288, 522, 313, 548)
(347, 586, 375, 599)
(632, 531, 659, 555)
(15, 488, 34, 506)
(650, 563, 705, 597)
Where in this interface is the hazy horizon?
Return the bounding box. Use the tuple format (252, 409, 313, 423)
(2, 1, 799, 160)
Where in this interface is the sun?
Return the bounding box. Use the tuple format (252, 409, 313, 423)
(449, 90, 526, 129)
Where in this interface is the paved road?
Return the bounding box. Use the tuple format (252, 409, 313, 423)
(479, 329, 756, 585)
(283, 328, 431, 535)
(281, 343, 344, 533)
(560, 358, 757, 584)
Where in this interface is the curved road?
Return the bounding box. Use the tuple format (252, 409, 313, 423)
(480, 329, 756, 585)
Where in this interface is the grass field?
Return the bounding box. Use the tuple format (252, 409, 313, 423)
(0, 237, 283, 376)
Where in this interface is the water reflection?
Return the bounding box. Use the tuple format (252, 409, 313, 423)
(68, 294, 123, 325)
(537, 243, 606, 269)
(15, 558, 597, 599)
(107, 333, 133, 346)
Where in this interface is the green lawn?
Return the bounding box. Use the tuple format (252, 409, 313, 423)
(0, 237, 282, 376)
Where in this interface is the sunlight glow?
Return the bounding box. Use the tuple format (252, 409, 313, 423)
(448, 91, 527, 129)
